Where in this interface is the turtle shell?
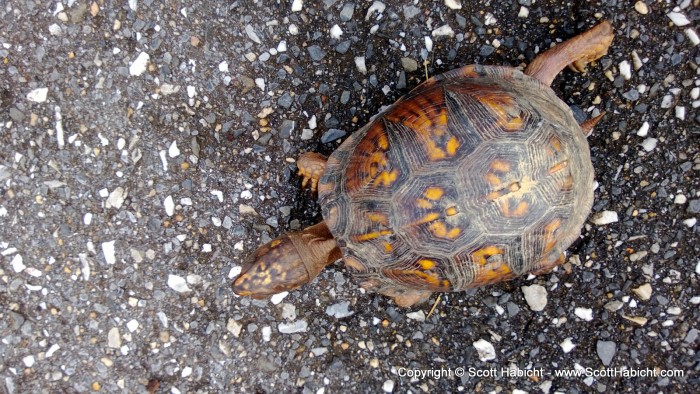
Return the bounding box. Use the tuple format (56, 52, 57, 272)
(316, 65, 594, 296)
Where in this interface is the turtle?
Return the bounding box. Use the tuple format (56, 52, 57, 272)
(233, 21, 614, 307)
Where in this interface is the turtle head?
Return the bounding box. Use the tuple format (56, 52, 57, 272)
(232, 222, 342, 299)
(232, 234, 310, 298)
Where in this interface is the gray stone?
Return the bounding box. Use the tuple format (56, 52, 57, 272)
(596, 341, 616, 366)
(321, 128, 346, 143)
(307, 45, 326, 61)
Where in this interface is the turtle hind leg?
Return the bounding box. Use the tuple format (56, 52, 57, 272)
(524, 21, 614, 86)
(297, 152, 327, 193)
(373, 287, 432, 307)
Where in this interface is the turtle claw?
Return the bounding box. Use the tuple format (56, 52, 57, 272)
(297, 152, 327, 194)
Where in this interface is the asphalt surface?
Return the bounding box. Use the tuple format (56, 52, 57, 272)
(1, 0, 699, 393)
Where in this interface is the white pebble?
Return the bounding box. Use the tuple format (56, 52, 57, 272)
(46, 344, 60, 358)
(270, 292, 289, 304)
(105, 187, 127, 209)
(631, 50, 643, 70)
(634, 1, 648, 14)
(330, 24, 343, 39)
(473, 339, 496, 361)
(23, 355, 35, 368)
(518, 6, 529, 18)
(181, 366, 192, 378)
(445, 0, 461, 9)
(382, 380, 395, 393)
(691, 87, 699, 100)
(675, 194, 687, 204)
(129, 51, 150, 76)
(218, 61, 229, 72)
(640, 137, 658, 152)
(168, 141, 180, 158)
(574, 307, 594, 321)
(201, 244, 212, 252)
(696, 260, 700, 275)
(164, 195, 175, 216)
(406, 310, 426, 322)
(675, 106, 685, 120)
(591, 210, 619, 225)
(633, 283, 652, 300)
(291, 0, 303, 12)
(686, 28, 700, 46)
(277, 40, 287, 52)
(484, 12, 497, 25)
(240, 190, 253, 200)
(108, 327, 121, 348)
(636, 121, 649, 137)
(27, 87, 48, 103)
(254, 78, 265, 91)
(560, 338, 576, 353)
(278, 320, 308, 334)
(102, 241, 116, 265)
(667, 11, 690, 26)
(619, 61, 631, 80)
(684, 218, 697, 228)
(365, 1, 386, 21)
(262, 326, 271, 342)
(522, 284, 547, 311)
(10, 254, 25, 273)
(432, 24, 455, 37)
(660, 94, 673, 108)
(354, 56, 367, 74)
(186, 85, 196, 98)
(424, 36, 433, 52)
(288, 24, 299, 35)
(667, 306, 682, 315)
(167, 274, 191, 293)
(126, 319, 139, 332)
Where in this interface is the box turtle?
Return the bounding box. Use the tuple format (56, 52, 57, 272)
(233, 21, 614, 307)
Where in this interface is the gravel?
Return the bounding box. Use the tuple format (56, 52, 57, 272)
(0, 1, 697, 393)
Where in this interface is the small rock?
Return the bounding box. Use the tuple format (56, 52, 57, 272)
(382, 380, 395, 393)
(354, 56, 367, 74)
(685, 218, 697, 228)
(619, 61, 631, 80)
(590, 210, 618, 225)
(432, 24, 454, 37)
(227, 319, 242, 337)
(325, 301, 354, 318)
(629, 251, 648, 261)
(108, 327, 122, 348)
(321, 129, 346, 143)
(518, 6, 529, 18)
(102, 241, 116, 265)
(406, 310, 426, 322)
(330, 24, 343, 39)
(164, 195, 175, 216)
(291, 0, 303, 12)
(278, 92, 293, 108)
(401, 57, 418, 71)
(574, 307, 593, 321)
(10, 254, 25, 273)
(560, 338, 576, 353)
(167, 274, 191, 293)
(129, 52, 149, 76)
(667, 11, 690, 27)
(27, 88, 49, 103)
(244, 25, 261, 44)
(270, 292, 288, 305)
(301, 129, 314, 140)
(686, 28, 700, 46)
(604, 300, 624, 312)
(622, 314, 648, 326)
(307, 45, 326, 61)
(105, 187, 127, 209)
(634, 1, 648, 15)
(522, 284, 547, 311)
(340, 3, 355, 21)
(640, 137, 658, 152)
(445, 0, 462, 9)
(636, 121, 649, 137)
(473, 339, 496, 361)
(688, 200, 700, 214)
(168, 141, 180, 158)
(279, 320, 308, 334)
(632, 283, 652, 300)
(596, 341, 616, 366)
(365, 1, 385, 21)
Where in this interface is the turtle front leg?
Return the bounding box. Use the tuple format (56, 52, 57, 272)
(524, 21, 614, 86)
(297, 152, 327, 193)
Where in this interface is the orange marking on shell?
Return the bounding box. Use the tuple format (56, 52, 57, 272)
(561, 175, 574, 191)
(542, 218, 562, 253)
(477, 92, 524, 132)
(383, 242, 393, 252)
(430, 222, 447, 237)
(490, 159, 511, 172)
(416, 198, 433, 209)
(446, 227, 461, 239)
(382, 268, 451, 291)
(414, 212, 440, 225)
(486, 173, 501, 186)
(270, 239, 282, 248)
(472, 245, 505, 265)
(471, 262, 514, 287)
(366, 212, 388, 225)
(374, 170, 399, 187)
(498, 199, 529, 218)
(445, 206, 458, 216)
(376, 132, 389, 150)
(424, 187, 444, 200)
(418, 259, 435, 270)
(548, 160, 569, 174)
(446, 136, 460, 156)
